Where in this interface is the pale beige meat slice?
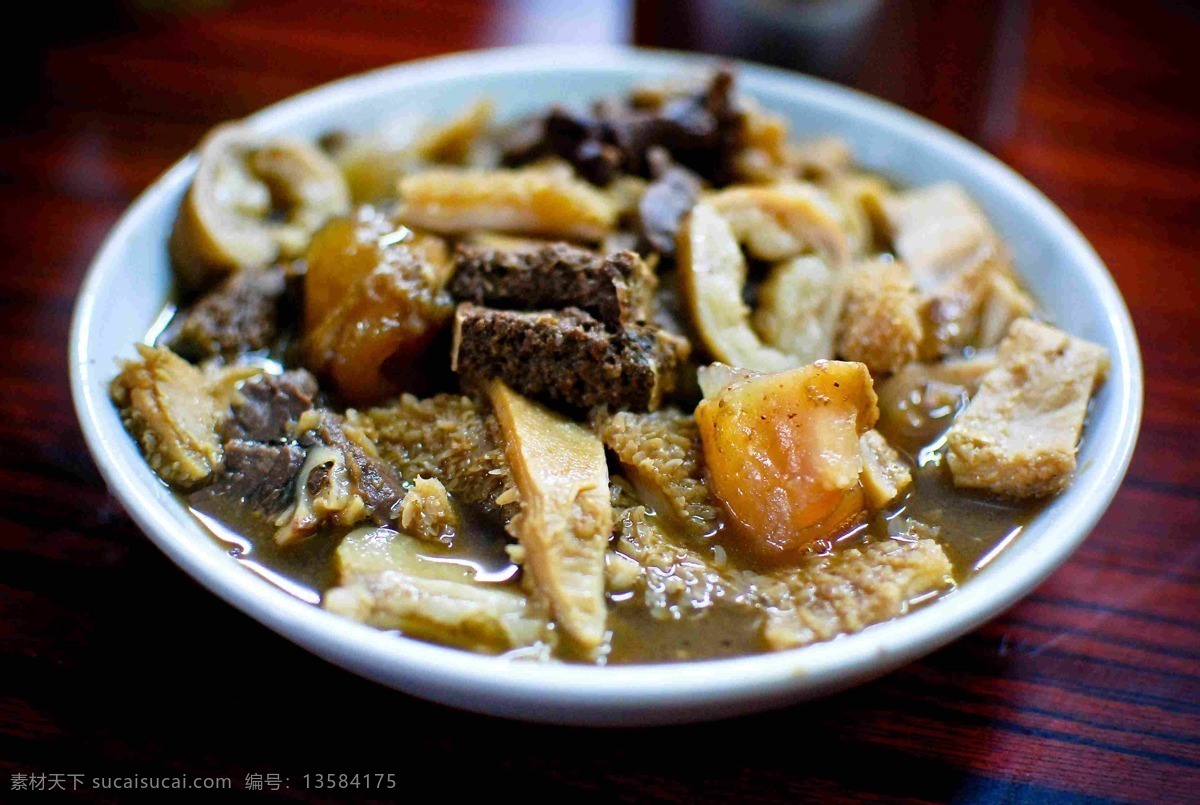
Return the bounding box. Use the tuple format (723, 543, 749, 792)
(489, 381, 613, 650)
(859, 429, 913, 508)
(882, 183, 1035, 356)
(678, 203, 797, 372)
(591, 408, 720, 538)
(109, 344, 255, 487)
(399, 476, 460, 544)
(976, 272, 1035, 348)
(754, 255, 842, 366)
(836, 259, 924, 374)
(882, 183, 1002, 293)
(946, 319, 1110, 498)
(756, 538, 954, 650)
(828, 172, 891, 256)
(324, 526, 546, 653)
(681, 186, 851, 371)
(170, 124, 350, 291)
(398, 167, 617, 242)
(786, 135, 854, 181)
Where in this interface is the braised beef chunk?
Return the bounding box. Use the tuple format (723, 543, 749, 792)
(302, 413, 406, 525)
(450, 243, 654, 327)
(199, 372, 399, 541)
(165, 267, 287, 361)
(190, 440, 305, 519)
(223, 370, 318, 443)
(501, 69, 744, 186)
(637, 148, 703, 257)
(452, 304, 684, 411)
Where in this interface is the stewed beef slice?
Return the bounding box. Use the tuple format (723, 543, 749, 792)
(273, 411, 408, 544)
(222, 370, 319, 443)
(637, 148, 703, 257)
(501, 69, 744, 187)
(302, 412, 406, 524)
(165, 267, 288, 362)
(189, 439, 306, 520)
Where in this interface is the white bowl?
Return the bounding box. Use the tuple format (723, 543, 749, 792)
(70, 45, 1142, 725)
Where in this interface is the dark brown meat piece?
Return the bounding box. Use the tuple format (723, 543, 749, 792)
(189, 440, 305, 520)
(637, 148, 703, 257)
(195, 370, 403, 543)
(501, 69, 744, 186)
(450, 243, 654, 327)
(222, 370, 318, 443)
(299, 412, 406, 528)
(164, 267, 287, 362)
(452, 303, 686, 411)
(192, 369, 317, 522)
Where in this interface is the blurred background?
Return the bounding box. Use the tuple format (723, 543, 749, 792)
(11, 0, 1195, 331)
(9, 0, 1152, 146)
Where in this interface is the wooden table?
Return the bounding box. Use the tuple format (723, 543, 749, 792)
(5, 0, 1197, 800)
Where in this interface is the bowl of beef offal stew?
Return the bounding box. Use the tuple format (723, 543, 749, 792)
(71, 46, 1141, 724)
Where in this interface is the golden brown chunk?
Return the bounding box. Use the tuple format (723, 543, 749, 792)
(398, 167, 617, 242)
(730, 101, 790, 183)
(946, 320, 1109, 498)
(859, 430, 913, 508)
(489, 381, 613, 650)
(592, 408, 720, 537)
(303, 215, 454, 405)
(304, 207, 451, 333)
(325, 526, 546, 653)
(170, 123, 349, 292)
(757, 538, 954, 649)
(110, 345, 253, 487)
(836, 259, 924, 374)
(695, 361, 879, 563)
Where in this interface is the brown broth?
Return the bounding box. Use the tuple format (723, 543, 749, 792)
(157, 239, 1046, 665)
(172, 339, 1043, 666)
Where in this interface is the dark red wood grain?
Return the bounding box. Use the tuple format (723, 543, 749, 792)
(3, 0, 1197, 801)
